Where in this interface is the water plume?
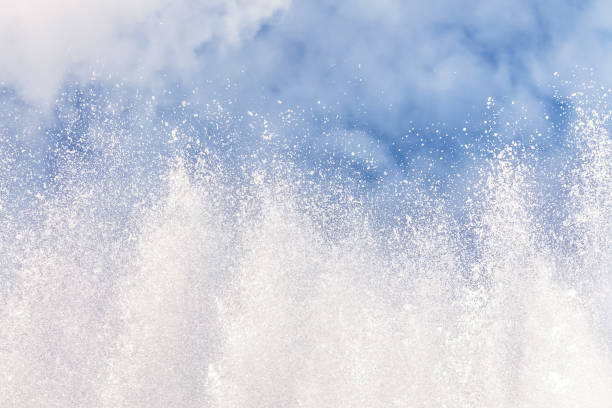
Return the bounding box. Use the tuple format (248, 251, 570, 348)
(2, 92, 612, 407)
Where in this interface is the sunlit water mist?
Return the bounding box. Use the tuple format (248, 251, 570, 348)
(2, 91, 612, 407)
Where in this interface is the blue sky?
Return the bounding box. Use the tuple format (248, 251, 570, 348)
(1, 0, 612, 195)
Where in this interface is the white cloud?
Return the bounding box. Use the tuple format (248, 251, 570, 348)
(0, 0, 289, 106)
